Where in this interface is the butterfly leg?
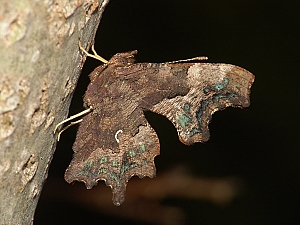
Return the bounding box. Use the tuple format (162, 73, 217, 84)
(57, 119, 83, 141)
(78, 41, 108, 64)
(54, 107, 92, 140)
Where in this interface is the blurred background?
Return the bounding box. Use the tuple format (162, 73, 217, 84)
(35, 0, 300, 224)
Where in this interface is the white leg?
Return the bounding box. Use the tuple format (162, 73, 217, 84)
(79, 41, 108, 64)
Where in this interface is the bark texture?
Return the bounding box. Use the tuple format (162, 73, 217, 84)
(0, 0, 109, 224)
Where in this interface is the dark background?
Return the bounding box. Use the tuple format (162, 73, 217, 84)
(35, 0, 300, 224)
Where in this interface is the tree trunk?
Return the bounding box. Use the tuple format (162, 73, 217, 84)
(0, 0, 109, 224)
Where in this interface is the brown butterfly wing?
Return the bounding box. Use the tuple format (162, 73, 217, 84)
(64, 51, 254, 206)
(64, 53, 191, 205)
(151, 63, 255, 145)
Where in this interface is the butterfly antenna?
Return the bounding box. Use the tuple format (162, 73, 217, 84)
(168, 56, 208, 64)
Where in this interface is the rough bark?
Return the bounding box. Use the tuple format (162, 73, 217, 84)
(0, 0, 109, 224)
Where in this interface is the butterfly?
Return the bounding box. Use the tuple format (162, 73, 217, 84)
(55, 43, 254, 206)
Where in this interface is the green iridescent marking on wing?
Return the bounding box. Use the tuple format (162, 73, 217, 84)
(96, 167, 108, 175)
(189, 127, 201, 137)
(203, 87, 211, 94)
(183, 103, 191, 114)
(214, 83, 224, 91)
(129, 149, 136, 157)
(76, 170, 92, 177)
(84, 161, 93, 169)
(99, 156, 108, 164)
(178, 114, 192, 128)
(223, 77, 229, 85)
(139, 143, 146, 153)
(110, 172, 120, 186)
(142, 159, 148, 165)
(112, 159, 119, 167)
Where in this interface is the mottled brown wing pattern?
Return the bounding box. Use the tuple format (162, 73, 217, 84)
(64, 50, 254, 206)
(151, 63, 254, 145)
